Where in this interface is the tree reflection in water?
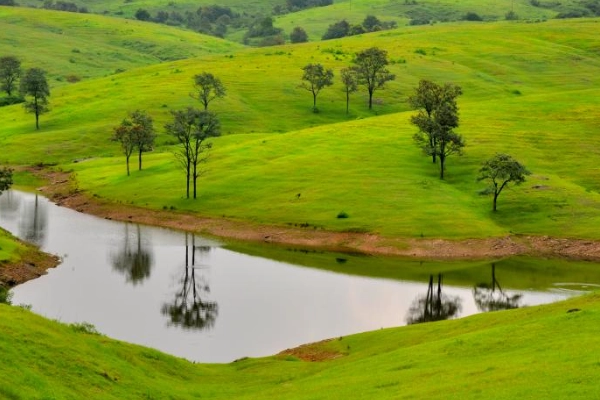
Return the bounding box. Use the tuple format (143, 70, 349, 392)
(406, 274, 462, 325)
(473, 263, 522, 312)
(111, 224, 154, 285)
(0, 190, 21, 220)
(161, 233, 218, 331)
(19, 194, 47, 246)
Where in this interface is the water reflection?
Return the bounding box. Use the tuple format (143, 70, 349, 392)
(111, 224, 154, 285)
(406, 274, 462, 324)
(0, 190, 21, 220)
(161, 233, 218, 331)
(18, 194, 47, 246)
(473, 263, 522, 312)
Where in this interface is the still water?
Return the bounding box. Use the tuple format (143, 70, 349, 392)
(0, 190, 589, 363)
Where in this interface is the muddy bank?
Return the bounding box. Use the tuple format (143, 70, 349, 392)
(0, 239, 60, 287)
(29, 169, 600, 262)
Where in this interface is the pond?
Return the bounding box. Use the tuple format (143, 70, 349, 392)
(0, 190, 597, 363)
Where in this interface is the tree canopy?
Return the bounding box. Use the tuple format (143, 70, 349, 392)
(410, 80, 463, 179)
(191, 72, 226, 111)
(166, 107, 221, 199)
(478, 153, 530, 211)
(300, 63, 334, 112)
(351, 47, 395, 109)
(20, 68, 50, 130)
(0, 56, 21, 97)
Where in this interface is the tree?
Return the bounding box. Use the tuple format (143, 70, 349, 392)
(340, 67, 357, 114)
(300, 63, 333, 112)
(165, 108, 221, 199)
(413, 100, 465, 179)
(191, 72, 226, 110)
(0, 56, 21, 96)
(478, 153, 530, 211)
(111, 224, 154, 285)
(135, 8, 151, 21)
(20, 68, 50, 130)
(290, 26, 308, 43)
(0, 167, 13, 195)
(112, 110, 156, 176)
(322, 19, 350, 40)
(362, 15, 381, 31)
(351, 47, 395, 109)
(409, 80, 462, 163)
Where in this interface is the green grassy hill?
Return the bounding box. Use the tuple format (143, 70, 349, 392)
(0, 7, 242, 84)
(1, 292, 599, 399)
(2, 13, 599, 240)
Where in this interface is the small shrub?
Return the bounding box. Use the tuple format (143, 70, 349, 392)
(66, 75, 81, 83)
(0, 95, 25, 107)
(414, 48, 427, 55)
(0, 286, 13, 305)
(463, 12, 483, 21)
(505, 10, 519, 20)
(337, 211, 349, 219)
(70, 322, 100, 335)
(71, 48, 81, 53)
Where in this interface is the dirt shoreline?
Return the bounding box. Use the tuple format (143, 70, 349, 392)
(16, 168, 600, 263)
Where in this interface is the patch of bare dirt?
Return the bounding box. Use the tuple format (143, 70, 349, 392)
(278, 339, 344, 362)
(27, 168, 600, 262)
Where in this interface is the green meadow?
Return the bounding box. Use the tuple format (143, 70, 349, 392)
(1, 292, 600, 399)
(2, 11, 599, 240)
(2, 5, 600, 398)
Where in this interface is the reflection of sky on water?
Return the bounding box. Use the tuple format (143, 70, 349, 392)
(0, 190, 580, 363)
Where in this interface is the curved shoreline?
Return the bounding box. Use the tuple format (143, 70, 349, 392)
(26, 168, 600, 263)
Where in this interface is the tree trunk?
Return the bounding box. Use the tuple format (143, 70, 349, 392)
(313, 92, 317, 112)
(138, 149, 143, 171)
(346, 90, 350, 114)
(368, 88, 374, 109)
(185, 162, 190, 199)
(34, 95, 39, 130)
(192, 162, 198, 199)
(439, 154, 445, 179)
(493, 191, 499, 212)
(126, 155, 130, 176)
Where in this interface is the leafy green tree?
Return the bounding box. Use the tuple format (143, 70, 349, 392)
(135, 8, 151, 21)
(413, 99, 464, 179)
(409, 80, 462, 163)
(300, 63, 334, 112)
(191, 72, 226, 110)
(0, 56, 21, 96)
(340, 67, 357, 114)
(165, 108, 221, 199)
(112, 110, 155, 176)
(20, 68, 50, 130)
(362, 15, 381, 31)
(351, 47, 395, 109)
(478, 153, 530, 211)
(0, 167, 13, 195)
(322, 19, 350, 40)
(290, 26, 308, 43)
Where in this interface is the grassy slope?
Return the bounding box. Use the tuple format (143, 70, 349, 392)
(1, 15, 600, 239)
(1, 292, 599, 399)
(50, 19, 600, 239)
(0, 6, 242, 84)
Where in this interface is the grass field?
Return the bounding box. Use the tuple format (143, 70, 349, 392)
(1, 291, 599, 399)
(2, 11, 600, 241)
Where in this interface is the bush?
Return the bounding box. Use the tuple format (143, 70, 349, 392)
(462, 12, 483, 21)
(505, 10, 519, 20)
(70, 322, 100, 335)
(0, 286, 12, 305)
(290, 26, 308, 43)
(322, 19, 350, 40)
(337, 211, 349, 219)
(0, 96, 25, 107)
